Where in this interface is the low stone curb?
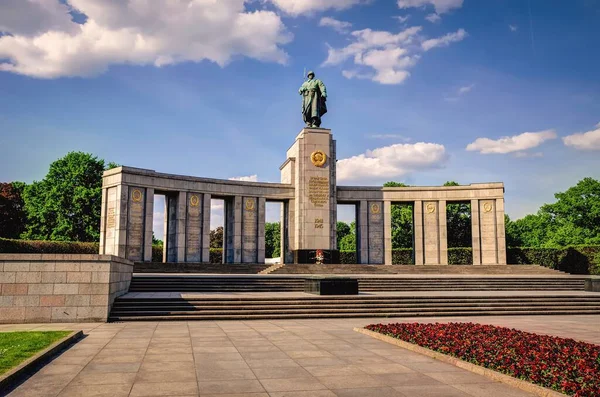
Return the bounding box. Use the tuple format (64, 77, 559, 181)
(0, 330, 83, 392)
(353, 327, 566, 397)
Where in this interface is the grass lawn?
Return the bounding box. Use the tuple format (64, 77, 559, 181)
(0, 331, 71, 375)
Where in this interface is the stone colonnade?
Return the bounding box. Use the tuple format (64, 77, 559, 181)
(100, 129, 507, 265)
(100, 167, 294, 263)
(346, 192, 506, 265)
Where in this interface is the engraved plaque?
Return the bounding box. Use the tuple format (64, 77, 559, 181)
(308, 176, 329, 207)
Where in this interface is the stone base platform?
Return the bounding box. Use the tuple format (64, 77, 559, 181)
(304, 277, 358, 295)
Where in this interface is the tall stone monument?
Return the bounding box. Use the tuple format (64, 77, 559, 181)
(280, 128, 338, 263)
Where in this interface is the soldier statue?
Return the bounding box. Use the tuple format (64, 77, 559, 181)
(298, 71, 327, 128)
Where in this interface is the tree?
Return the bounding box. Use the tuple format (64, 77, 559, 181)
(384, 182, 414, 249)
(336, 221, 351, 248)
(339, 232, 356, 251)
(444, 181, 472, 248)
(505, 178, 600, 247)
(384, 181, 409, 188)
(152, 232, 163, 246)
(21, 152, 114, 242)
(265, 222, 281, 258)
(210, 226, 223, 248)
(0, 182, 27, 238)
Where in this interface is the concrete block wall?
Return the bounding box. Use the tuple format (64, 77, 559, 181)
(0, 254, 133, 323)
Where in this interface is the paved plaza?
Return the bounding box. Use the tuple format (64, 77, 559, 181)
(3, 315, 599, 397)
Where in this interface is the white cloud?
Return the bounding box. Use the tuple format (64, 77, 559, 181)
(458, 83, 475, 94)
(319, 17, 352, 33)
(444, 83, 474, 101)
(422, 28, 467, 51)
(394, 15, 411, 23)
(229, 175, 259, 182)
(425, 13, 441, 23)
(337, 142, 447, 182)
(509, 24, 518, 32)
(0, 0, 77, 36)
(397, 0, 463, 14)
(0, 0, 291, 78)
(270, 0, 364, 16)
(466, 129, 557, 154)
(323, 24, 467, 85)
(563, 122, 600, 151)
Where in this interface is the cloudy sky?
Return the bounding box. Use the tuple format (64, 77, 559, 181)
(1, 0, 599, 235)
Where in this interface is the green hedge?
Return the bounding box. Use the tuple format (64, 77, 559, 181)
(0, 238, 99, 254)
(340, 251, 356, 264)
(507, 246, 600, 275)
(448, 248, 472, 265)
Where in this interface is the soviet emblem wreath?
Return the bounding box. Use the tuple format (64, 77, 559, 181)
(311, 150, 327, 167)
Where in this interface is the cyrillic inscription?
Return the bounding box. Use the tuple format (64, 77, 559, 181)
(309, 176, 329, 207)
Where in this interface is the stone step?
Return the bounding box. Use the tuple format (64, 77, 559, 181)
(109, 308, 600, 322)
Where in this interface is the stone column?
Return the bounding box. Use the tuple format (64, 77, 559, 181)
(99, 188, 108, 255)
(126, 186, 146, 262)
(423, 201, 440, 264)
(185, 193, 203, 262)
(480, 199, 499, 264)
(241, 197, 258, 263)
(176, 192, 187, 262)
(225, 196, 242, 263)
(496, 198, 507, 265)
(166, 192, 187, 263)
(357, 200, 369, 264)
(438, 200, 448, 265)
(280, 200, 294, 264)
(201, 194, 211, 263)
(471, 199, 481, 265)
(382, 201, 392, 265)
(283, 128, 337, 263)
(143, 188, 154, 262)
(413, 200, 424, 265)
(258, 198, 266, 264)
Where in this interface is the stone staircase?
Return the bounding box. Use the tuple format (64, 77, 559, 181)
(127, 275, 586, 293)
(133, 262, 271, 274)
(109, 294, 600, 321)
(270, 264, 565, 275)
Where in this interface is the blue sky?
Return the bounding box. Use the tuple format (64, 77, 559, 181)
(1, 0, 599, 234)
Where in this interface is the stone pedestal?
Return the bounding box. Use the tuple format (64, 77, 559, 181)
(304, 277, 358, 295)
(281, 128, 337, 263)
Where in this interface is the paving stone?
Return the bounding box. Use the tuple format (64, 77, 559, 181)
(130, 381, 198, 396)
(70, 372, 137, 385)
(136, 369, 197, 383)
(332, 387, 406, 397)
(196, 367, 257, 380)
(57, 383, 132, 397)
(251, 366, 311, 379)
(393, 385, 472, 397)
(316, 374, 386, 389)
(258, 376, 327, 392)
(196, 380, 265, 394)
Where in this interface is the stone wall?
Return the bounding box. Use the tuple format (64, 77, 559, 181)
(0, 254, 133, 323)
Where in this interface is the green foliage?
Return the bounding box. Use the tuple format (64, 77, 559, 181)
(0, 182, 27, 239)
(339, 233, 356, 251)
(507, 178, 600, 248)
(152, 245, 163, 262)
(210, 248, 223, 264)
(265, 222, 281, 258)
(21, 152, 113, 242)
(507, 246, 600, 274)
(210, 226, 223, 248)
(336, 221, 351, 246)
(448, 248, 473, 265)
(384, 181, 409, 187)
(340, 251, 357, 264)
(591, 253, 600, 276)
(152, 232, 163, 246)
(391, 204, 413, 249)
(0, 331, 71, 375)
(392, 249, 413, 264)
(0, 237, 98, 254)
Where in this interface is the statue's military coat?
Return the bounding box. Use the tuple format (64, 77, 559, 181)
(299, 78, 327, 125)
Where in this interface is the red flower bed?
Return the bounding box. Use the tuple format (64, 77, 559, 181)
(365, 322, 600, 397)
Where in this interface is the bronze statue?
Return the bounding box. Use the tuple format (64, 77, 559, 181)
(299, 71, 327, 128)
